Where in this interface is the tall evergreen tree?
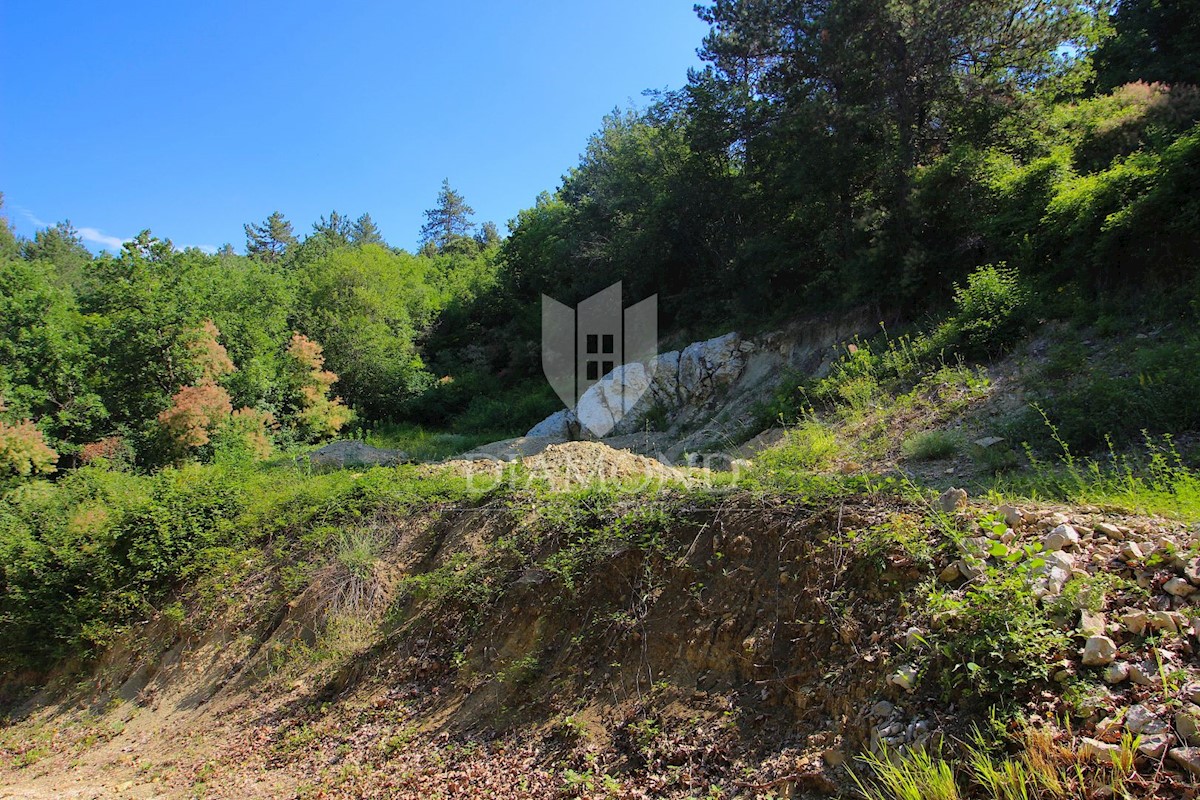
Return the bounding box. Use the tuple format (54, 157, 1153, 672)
(350, 213, 384, 247)
(419, 179, 476, 252)
(312, 211, 352, 247)
(244, 211, 297, 263)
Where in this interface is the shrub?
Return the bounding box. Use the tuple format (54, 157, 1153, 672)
(0, 418, 58, 477)
(157, 381, 233, 450)
(284, 333, 352, 440)
(212, 408, 276, 464)
(755, 420, 840, 473)
(902, 430, 961, 461)
(936, 263, 1030, 358)
(925, 559, 1069, 700)
(79, 436, 132, 468)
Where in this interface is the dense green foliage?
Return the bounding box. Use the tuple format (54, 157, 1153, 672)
(0, 182, 506, 470)
(4, 0, 1198, 470)
(1, 0, 1199, 676)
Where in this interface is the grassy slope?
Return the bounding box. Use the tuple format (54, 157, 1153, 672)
(3, 305, 1200, 796)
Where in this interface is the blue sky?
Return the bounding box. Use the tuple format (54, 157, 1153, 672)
(0, 2, 708, 253)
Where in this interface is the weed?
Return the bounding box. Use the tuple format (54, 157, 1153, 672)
(925, 559, 1069, 700)
(853, 745, 959, 800)
(903, 429, 962, 461)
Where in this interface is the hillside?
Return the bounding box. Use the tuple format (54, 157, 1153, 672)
(2, 0, 1200, 797)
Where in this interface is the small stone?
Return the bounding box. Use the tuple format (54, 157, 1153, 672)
(1079, 737, 1121, 763)
(1179, 683, 1200, 705)
(1176, 706, 1200, 746)
(1165, 577, 1195, 597)
(1120, 542, 1144, 562)
(1125, 704, 1167, 735)
(871, 700, 895, 718)
(955, 558, 983, 580)
(974, 436, 1005, 449)
(1169, 747, 1200, 776)
(1184, 558, 1200, 586)
(1079, 610, 1107, 637)
(1096, 715, 1123, 742)
(903, 627, 925, 649)
(1042, 512, 1070, 529)
(1121, 610, 1149, 636)
(1149, 610, 1180, 634)
(1045, 550, 1075, 571)
(938, 487, 968, 514)
(939, 562, 961, 583)
(1103, 662, 1130, 685)
(1129, 660, 1162, 688)
(1082, 636, 1118, 667)
(1043, 524, 1080, 551)
(998, 504, 1024, 529)
(890, 665, 918, 692)
(1138, 733, 1171, 759)
(1096, 522, 1124, 541)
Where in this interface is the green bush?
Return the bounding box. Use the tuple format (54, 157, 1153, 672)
(925, 560, 1069, 700)
(902, 430, 962, 461)
(935, 263, 1030, 359)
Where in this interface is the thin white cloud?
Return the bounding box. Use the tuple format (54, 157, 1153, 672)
(14, 207, 49, 228)
(77, 227, 129, 251)
(179, 244, 218, 254)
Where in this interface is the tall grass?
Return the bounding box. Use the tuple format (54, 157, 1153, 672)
(995, 409, 1200, 519)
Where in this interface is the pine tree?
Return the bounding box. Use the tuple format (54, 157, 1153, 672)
(419, 179, 476, 252)
(350, 213, 384, 247)
(244, 211, 297, 262)
(312, 211, 352, 247)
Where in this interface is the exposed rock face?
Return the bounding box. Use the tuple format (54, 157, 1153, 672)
(521, 313, 871, 464)
(535, 332, 758, 441)
(305, 440, 409, 469)
(526, 410, 571, 439)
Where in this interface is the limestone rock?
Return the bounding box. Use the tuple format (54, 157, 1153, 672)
(1079, 610, 1107, 638)
(1139, 733, 1172, 759)
(1129, 660, 1162, 688)
(998, 504, 1024, 529)
(305, 440, 409, 469)
(1169, 747, 1200, 776)
(938, 487, 968, 514)
(1176, 706, 1200, 746)
(1165, 577, 1195, 597)
(1082, 636, 1118, 667)
(1103, 662, 1130, 685)
(1079, 737, 1121, 763)
(1095, 522, 1124, 541)
(890, 665, 918, 692)
(1125, 704, 1167, 736)
(527, 409, 571, 439)
(1120, 542, 1144, 562)
(1121, 610, 1148, 636)
(1043, 524, 1080, 551)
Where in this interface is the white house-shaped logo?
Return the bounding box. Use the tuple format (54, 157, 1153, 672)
(541, 282, 657, 437)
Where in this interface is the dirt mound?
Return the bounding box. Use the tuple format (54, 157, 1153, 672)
(439, 440, 684, 489)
